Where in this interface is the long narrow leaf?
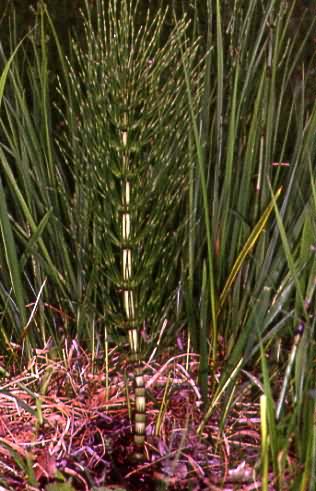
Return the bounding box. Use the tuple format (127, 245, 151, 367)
(0, 177, 27, 327)
(219, 186, 282, 313)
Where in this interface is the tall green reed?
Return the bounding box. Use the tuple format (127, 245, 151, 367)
(0, 0, 204, 458)
(0, 35, 35, 355)
(58, 0, 203, 457)
(187, 0, 316, 486)
(187, 0, 316, 401)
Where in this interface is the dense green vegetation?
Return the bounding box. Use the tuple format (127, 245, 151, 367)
(0, 0, 315, 489)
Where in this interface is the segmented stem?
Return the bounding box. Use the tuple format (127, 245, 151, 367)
(121, 112, 146, 460)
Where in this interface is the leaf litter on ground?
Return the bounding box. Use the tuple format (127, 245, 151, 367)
(0, 336, 295, 490)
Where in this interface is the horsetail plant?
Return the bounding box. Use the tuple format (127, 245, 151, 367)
(57, 0, 203, 460)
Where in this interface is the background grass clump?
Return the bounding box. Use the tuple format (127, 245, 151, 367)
(0, 0, 315, 489)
